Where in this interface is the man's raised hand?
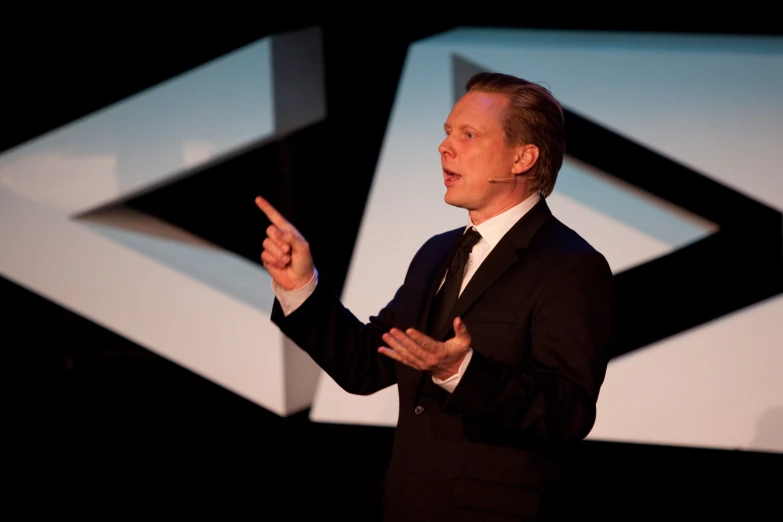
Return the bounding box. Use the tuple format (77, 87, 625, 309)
(255, 196, 314, 290)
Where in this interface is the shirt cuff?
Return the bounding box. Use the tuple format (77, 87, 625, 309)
(432, 347, 474, 393)
(271, 268, 318, 316)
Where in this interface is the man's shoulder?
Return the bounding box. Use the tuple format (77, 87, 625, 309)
(536, 214, 610, 267)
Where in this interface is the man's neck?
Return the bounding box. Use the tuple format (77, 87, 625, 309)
(469, 191, 538, 226)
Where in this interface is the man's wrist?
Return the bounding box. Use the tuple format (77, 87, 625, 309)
(432, 354, 467, 381)
(273, 269, 316, 293)
(432, 348, 474, 393)
(272, 268, 318, 317)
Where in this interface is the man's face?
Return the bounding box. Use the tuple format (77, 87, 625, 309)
(439, 91, 526, 222)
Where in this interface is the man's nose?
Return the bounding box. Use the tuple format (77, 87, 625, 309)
(438, 137, 452, 157)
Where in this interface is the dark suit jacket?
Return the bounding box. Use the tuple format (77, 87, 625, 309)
(271, 199, 615, 521)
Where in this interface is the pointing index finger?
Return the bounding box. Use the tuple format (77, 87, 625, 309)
(255, 196, 290, 228)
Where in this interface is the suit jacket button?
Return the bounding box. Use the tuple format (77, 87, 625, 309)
(414, 405, 424, 415)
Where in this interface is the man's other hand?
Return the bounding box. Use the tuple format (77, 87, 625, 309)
(379, 317, 472, 380)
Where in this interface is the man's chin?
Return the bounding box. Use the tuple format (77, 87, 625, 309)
(444, 192, 464, 208)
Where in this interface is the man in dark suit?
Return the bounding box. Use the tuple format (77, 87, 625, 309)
(256, 72, 615, 521)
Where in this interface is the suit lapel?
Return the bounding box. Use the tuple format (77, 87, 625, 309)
(432, 240, 518, 340)
(432, 198, 553, 341)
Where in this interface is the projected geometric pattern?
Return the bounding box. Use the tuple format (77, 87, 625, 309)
(3, 25, 781, 454)
(309, 28, 783, 453)
(0, 27, 326, 416)
(562, 89, 781, 358)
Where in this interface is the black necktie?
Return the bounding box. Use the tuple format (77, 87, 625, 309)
(428, 228, 482, 335)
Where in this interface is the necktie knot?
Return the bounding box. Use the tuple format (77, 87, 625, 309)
(460, 228, 482, 253)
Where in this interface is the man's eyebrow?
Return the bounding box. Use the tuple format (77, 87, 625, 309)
(443, 123, 478, 130)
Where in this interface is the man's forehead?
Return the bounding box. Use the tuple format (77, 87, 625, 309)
(445, 91, 508, 126)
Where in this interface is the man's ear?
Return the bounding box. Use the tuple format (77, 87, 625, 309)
(511, 144, 539, 175)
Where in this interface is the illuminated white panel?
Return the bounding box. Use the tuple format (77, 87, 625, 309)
(0, 27, 326, 416)
(590, 294, 783, 453)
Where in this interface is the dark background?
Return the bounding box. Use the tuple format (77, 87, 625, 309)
(4, 12, 781, 521)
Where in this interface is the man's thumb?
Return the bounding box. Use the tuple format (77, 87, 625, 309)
(454, 317, 468, 336)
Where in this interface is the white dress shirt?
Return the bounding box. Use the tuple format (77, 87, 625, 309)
(272, 192, 541, 393)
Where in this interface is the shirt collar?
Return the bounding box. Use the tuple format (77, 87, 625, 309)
(467, 192, 541, 248)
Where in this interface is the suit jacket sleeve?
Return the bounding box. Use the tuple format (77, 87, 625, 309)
(271, 275, 401, 395)
(443, 250, 616, 446)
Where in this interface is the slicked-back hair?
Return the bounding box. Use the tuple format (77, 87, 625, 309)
(466, 72, 566, 197)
